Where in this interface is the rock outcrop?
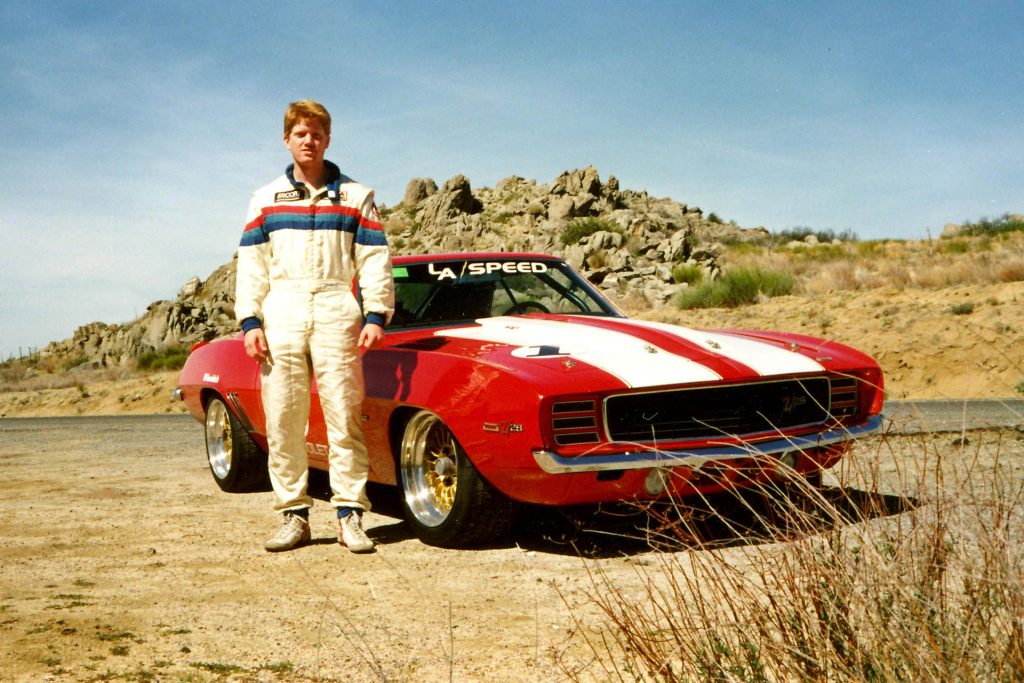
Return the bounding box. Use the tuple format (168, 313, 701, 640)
(43, 260, 238, 369)
(384, 165, 767, 303)
(39, 167, 769, 369)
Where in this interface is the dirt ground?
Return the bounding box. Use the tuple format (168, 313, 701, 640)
(1, 281, 1023, 681)
(643, 280, 1024, 401)
(1, 414, 1022, 682)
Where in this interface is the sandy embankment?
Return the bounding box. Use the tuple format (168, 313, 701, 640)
(1, 280, 1022, 419)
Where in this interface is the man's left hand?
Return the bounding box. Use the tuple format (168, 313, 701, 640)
(358, 323, 384, 349)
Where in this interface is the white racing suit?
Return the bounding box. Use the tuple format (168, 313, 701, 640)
(235, 161, 394, 514)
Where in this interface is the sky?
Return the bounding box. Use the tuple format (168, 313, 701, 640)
(1, 1, 1021, 359)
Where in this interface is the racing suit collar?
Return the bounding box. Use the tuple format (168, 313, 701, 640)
(285, 161, 344, 200)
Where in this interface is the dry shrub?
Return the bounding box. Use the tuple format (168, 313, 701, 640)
(911, 259, 984, 288)
(822, 260, 861, 292)
(994, 258, 1024, 283)
(0, 363, 124, 393)
(382, 218, 408, 236)
(717, 232, 1024, 294)
(561, 431, 1024, 682)
(587, 249, 608, 270)
(866, 261, 914, 290)
(802, 260, 862, 294)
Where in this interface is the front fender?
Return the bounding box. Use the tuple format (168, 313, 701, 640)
(363, 346, 551, 499)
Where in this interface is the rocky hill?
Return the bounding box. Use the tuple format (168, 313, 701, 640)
(40, 167, 766, 369)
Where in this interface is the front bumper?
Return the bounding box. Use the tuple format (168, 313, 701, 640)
(532, 414, 883, 474)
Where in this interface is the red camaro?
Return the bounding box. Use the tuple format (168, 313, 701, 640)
(176, 253, 884, 547)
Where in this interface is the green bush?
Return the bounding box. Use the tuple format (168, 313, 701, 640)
(770, 226, 859, 246)
(949, 302, 975, 315)
(136, 346, 189, 372)
(559, 217, 622, 246)
(721, 241, 766, 255)
(959, 213, 1024, 237)
(677, 267, 794, 309)
(60, 353, 89, 372)
(672, 262, 705, 285)
(853, 240, 891, 257)
(941, 239, 970, 254)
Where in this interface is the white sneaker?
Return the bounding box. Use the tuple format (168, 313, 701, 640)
(264, 513, 310, 552)
(338, 513, 375, 553)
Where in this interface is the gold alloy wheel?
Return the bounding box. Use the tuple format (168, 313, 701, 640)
(401, 411, 460, 527)
(205, 398, 234, 481)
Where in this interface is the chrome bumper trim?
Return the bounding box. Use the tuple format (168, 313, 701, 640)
(532, 415, 883, 474)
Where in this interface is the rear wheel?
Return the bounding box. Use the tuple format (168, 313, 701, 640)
(204, 396, 269, 493)
(399, 410, 517, 547)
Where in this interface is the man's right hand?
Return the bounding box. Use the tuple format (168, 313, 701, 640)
(244, 328, 270, 363)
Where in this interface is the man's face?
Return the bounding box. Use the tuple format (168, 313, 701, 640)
(284, 118, 330, 167)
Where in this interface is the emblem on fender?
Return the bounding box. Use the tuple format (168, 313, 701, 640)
(483, 421, 524, 436)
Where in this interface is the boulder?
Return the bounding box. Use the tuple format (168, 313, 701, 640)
(178, 276, 202, 299)
(421, 175, 483, 225)
(402, 177, 438, 205)
(548, 196, 575, 221)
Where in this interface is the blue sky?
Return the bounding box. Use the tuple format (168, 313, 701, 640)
(1, 1, 1021, 360)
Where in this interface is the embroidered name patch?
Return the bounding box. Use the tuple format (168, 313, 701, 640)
(274, 189, 305, 202)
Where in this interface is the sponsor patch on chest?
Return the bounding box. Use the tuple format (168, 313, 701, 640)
(274, 188, 306, 202)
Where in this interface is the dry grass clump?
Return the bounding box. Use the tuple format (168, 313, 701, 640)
(0, 354, 127, 393)
(2, 345, 188, 394)
(0, 364, 125, 393)
(716, 232, 1024, 295)
(995, 258, 1024, 283)
(561, 432, 1024, 681)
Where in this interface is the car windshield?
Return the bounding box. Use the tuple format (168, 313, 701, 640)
(388, 257, 620, 329)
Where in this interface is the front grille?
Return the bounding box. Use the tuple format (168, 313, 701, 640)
(829, 377, 859, 418)
(551, 399, 600, 446)
(605, 378, 834, 443)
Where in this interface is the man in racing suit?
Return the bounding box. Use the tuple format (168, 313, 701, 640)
(235, 100, 394, 553)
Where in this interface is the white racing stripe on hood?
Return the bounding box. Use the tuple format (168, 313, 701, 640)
(437, 317, 721, 388)
(623, 320, 826, 376)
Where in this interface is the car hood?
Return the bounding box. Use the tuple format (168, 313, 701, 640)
(433, 315, 850, 390)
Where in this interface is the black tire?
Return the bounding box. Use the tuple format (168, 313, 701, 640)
(204, 396, 269, 493)
(398, 410, 517, 547)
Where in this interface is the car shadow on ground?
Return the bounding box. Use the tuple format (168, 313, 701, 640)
(513, 484, 920, 558)
(309, 472, 918, 558)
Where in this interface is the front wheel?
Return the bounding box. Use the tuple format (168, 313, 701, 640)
(399, 410, 517, 547)
(204, 396, 269, 493)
